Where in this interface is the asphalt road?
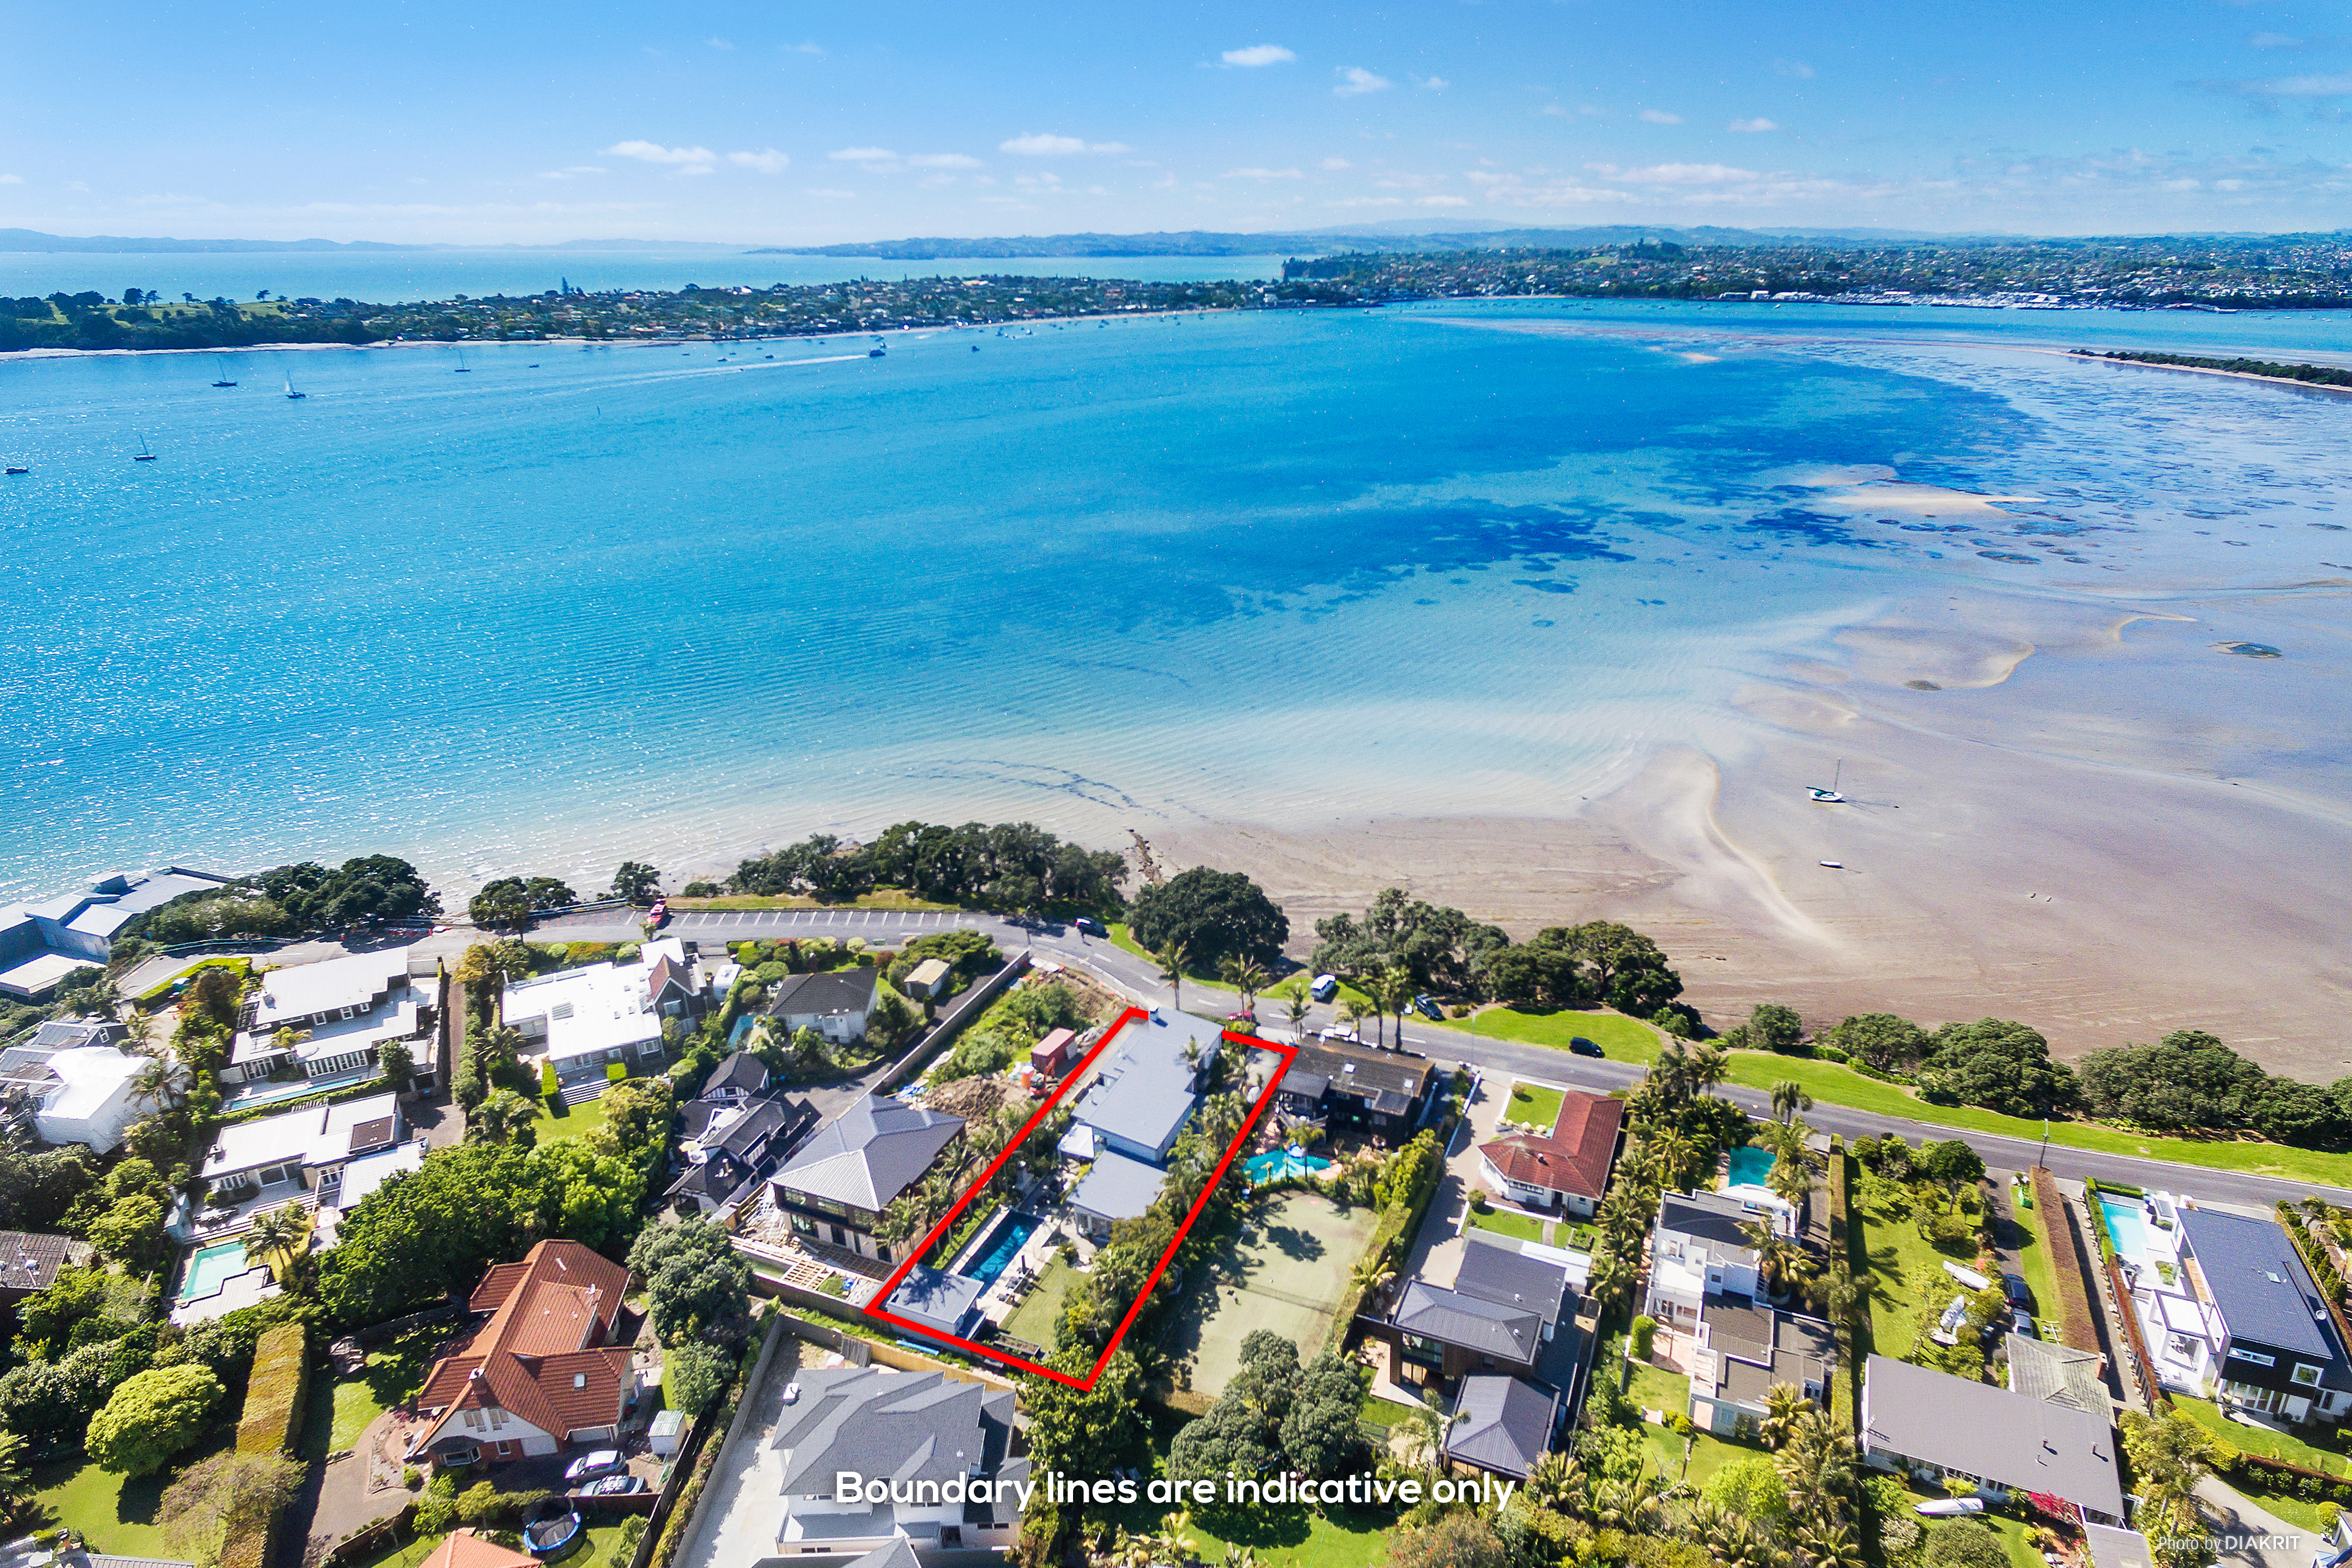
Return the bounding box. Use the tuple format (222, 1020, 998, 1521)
(532, 905, 2352, 1211)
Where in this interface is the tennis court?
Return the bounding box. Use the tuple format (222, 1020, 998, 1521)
(1162, 1190, 1382, 1396)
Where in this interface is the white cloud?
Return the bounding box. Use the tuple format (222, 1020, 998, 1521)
(539, 166, 608, 180)
(729, 148, 790, 174)
(1727, 118, 1779, 133)
(907, 153, 983, 169)
(1774, 58, 1814, 78)
(1334, 66, 1391, 96)
(706, 36, 733, 50)
(1639, 109, 1683, 124)
(1467, 171, 1636, 206)
(1320, 156, 1353, 170)
(1416, 194, 1470, 205)
(0, 174, 21, 185)
(603, 141, 717, 168)
(1594, 161, 1762, 183)
(2246, 71, 2352, 94)
(829, 146, 899, 163)
(1221, 44, 1296, 67)
(999, 132, 1129, 155)
(791, 41, 825, 55)
(1224, 166, 1305, 179)
(2250, 32, 2305, 48)
(1416, 75, 1450, 91)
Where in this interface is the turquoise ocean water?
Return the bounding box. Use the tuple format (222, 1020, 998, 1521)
(4, 299, 2349, 899)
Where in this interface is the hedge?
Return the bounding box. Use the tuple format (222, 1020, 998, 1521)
(237, 1322, 308, 1456)
(1322, 1134, 1446, 1356)
(2034, 1167, 2100, 1356)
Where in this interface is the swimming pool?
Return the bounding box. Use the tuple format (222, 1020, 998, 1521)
(180, 1240, 256, 1302)
(1727, 1146, 1775, 1189)
(1246, 1150, 1333, 1183)
(966, 1211, 1040, 1287)
(2099, 1195, 2151, 1261)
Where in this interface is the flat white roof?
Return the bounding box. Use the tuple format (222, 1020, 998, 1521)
(234, 997, 420, 1065)
(503, 939, 687, 1062)
(0, 952, 91, 996)
(203, 1092, 401, 1180)
(330, 1140, 426, 1217)
(250, 948, 413, 1028)
(38, 1046, 149, 1122)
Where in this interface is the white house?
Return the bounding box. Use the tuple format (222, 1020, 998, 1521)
(1069, 1008, 1219, 1167)
(503, 938, 699, 1080)
(1643, 1189, 1796, 1328)
(770, 1367, 1028, 1556)
(0, 867, 233, 1000)
(200, 1091, 404, 1205)
(226, 947, 433, 1087)
(0, 1042, 170, 1152)
(766, 969, 881, 1045)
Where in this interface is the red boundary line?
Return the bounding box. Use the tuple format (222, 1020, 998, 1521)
(863, 1004, 1298, 1390)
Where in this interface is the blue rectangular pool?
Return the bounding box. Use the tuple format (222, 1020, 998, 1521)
(2100, 1195, 2150, 1261)
(967, 1212, 1040, 1287)
(1727, 1146, 1775, 1189)
(1246, 1150, 1333, 1183)
(180, 1240, 256, 1303)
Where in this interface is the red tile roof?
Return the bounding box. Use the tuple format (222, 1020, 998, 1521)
(411, 1241, 635, 1454)
(1478, 1090, 1624, 1201)
(422, 1531, 540, 1568)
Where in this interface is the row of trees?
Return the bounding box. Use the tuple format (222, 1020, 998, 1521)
(1308, 893, 1691, 1024)
(727, 821, 1127, 912)
(120, 856, 439, 947)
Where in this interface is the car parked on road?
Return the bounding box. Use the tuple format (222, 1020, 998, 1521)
(1414, 994, 1445, 1021)
(563, 1450, 622, 1484)
(1569, 1036, 1605, 1058)
(2011, 1311, 2038, 1340)
(1073, 916, 1106, 937)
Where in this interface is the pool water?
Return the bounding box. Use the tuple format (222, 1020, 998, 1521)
(180, 1240, 256, 1302)
(968, 1212, 1040, 1287)
(2100, 1195, 2151, 1261)
(1727, 1146, 1776, 1189)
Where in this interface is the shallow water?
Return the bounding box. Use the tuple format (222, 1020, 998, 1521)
(4, 299, 2348, 900)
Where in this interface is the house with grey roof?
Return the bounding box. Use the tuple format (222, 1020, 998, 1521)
(1445, 1375, 1560, 1479)
(666, 1092, 819, 1217)
(2083, 1524, 2155, 1568)
(767, 1096, 963, 1263)
(1275, 1039, 1440, 1143)
(1687, 1295, 1837, 1436)
(1861, 1354, 2125, 1522)
(699, 1051, 770, 1103)
(1390, 1232, 1572, 1382)
(2166, 1205, 2352, 1424)
(1069, 1008, 1218, 1166)
(0, 1229, 93, 1307)
(770, 1367, 1027, 1556)
(1065, 1149, 1168, 1238)
(883, 1266, 988, 1341)
(767, 968, 881, 1045)
(1644, 1188, 1794, 1330)
(0, 867, 234, 1000)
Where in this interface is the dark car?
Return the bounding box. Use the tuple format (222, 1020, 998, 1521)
(1414, 994, 1445, 1021)
(1569, 1036, 1605, 1058)
(2002, 1272, 2033, 1310)
(2012, 1311, 2039, 1340)
(1072, 916, 1106, 936)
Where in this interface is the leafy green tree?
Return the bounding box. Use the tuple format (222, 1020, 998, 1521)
(610, 862, 662, 903)
(1128, 867, 1288, 971)
(318, 1142, 544, 1326)
(1022, 1351, 1146, 1475)
(88, 1192, 167, 1271)
(1817, 1013, 1929, 1073)
(663, 1340, 730, 1415)
(1275, 1348, 1365, 1478)
(627, 1219, 752, 1347)
(469, 879, 533, 932)
(378, 1038, 415, 1093)
(1730, 1003, 1805, 1054)
(1922, 1019, 2079, 1118)
(86, 1364, 224, 1475)
(469, 1087, 543, 1148)
(1309, 888, 1507, 993)
(1921, 1521, 2008, 1568)
(1385, 1512, 1512, 1568)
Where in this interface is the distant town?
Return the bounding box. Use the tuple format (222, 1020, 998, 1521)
(8, 232, 2352, 354)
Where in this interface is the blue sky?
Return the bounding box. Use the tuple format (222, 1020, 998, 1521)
(6, 0, 2350, 244)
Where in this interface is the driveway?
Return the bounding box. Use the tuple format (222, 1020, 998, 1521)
(673, 1338, 809, 1568)
(2196, 1477, 2324, 1568)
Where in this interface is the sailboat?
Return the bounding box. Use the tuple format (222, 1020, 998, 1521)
(454, 348, 471, 373)
(1808, 760, 1847, 803)
(284, 372, 306, 400)
(211, 363, 238, 387)
(133, 434, 157, 462)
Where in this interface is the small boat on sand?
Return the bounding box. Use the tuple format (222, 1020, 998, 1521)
(1808, 759, 1847, 803)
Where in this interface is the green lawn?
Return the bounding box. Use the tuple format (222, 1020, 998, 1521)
(2000, 1181, 2064, 1330)
(1856, 1174, 1978, 1361)
(537, 1090, 613, 1146)
(1506, 1081, 1566, 1130)
(1468, 1206, 1545, 1243)
(1626, 1359, 1688, 1419)
(1431, 1007, 1664, 1064)
(31, 1425, 236, 1553)
(307, 1320, 453, 1460)
(1615, 1361, 1760, 1491)
(1001, 1254, 1080, 1348)
(340, 1524, 626, 1568)
(1088, 1434, 1391, 1568)
(2175, 1394, 2352, 1480)
(1357, 1394, 1430, 1432)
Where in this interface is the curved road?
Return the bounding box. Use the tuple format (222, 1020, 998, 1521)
(534, 904, 2352, 1210)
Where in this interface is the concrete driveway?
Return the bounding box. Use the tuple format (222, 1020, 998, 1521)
(673, 1338, 809, 1568)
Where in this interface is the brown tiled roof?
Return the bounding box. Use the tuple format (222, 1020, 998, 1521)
(421, 1531, 541, 1568)
(411, 1240, 635, 1452)
(347, 1116, 396, 1153)
(1478, 1089, 1623, 1200)
(647, 955, 692, 1002)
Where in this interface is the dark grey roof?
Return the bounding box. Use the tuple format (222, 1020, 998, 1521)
(1445, 1376, 1559, 1478)
(768, 1367, 1014, 1498)
(2008, 1334, 2111, 1414)
(1067, 1151, 1167, 1225)
(26, 1020, 122, 1051)
(885, 1266, 988, 1339)
(709, 1096, 813, 1162)
(1281, 1070, 1330, 1101)
(701, 1051, 769, 1097)
(1657, 1191, 1763, 1262)
(1288, 1040, 1434, 1108)
(1395, 1280, 1544, 1364)
(772, 1095, 962, 1213)
(1071, 1010, 1213, 1157)
(678, 1099, 730, 1144)
(1863, 1355, 2125, 1519)
(767, 967, 879, 1020)
(2178, 1207, 2336, 1361)
(844, 1541, 924, 1568)
(1454, 1233, 1571, 1318)
(1713, 1307, 1838, 1409)
(0, 1229, 89, 1294)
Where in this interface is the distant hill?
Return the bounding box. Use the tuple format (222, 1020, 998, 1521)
(748, 224, 2040, 259)
(0, 229, 747, 255)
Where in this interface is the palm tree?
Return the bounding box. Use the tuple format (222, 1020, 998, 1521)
(469, 1087, 542, 1146)
(1766, 1154, 1814, 1210)
(243, 1202, 310, 1284)
(1337, 996, 1368, 1042)
(1592, 1472, 1663, 1533)
(1805, 1266, 1864, 1330)
(1142, 1510, 1196, 1566)
(0, 1429, 29, 1516)
(1221, 956, 1269, 1013)
(1219, 1549, 1258, 1568)
(1378, 967, 1415, 1044)
(1775, 1409, 1859, 1509)
(123, 1010, 158, 1052)
(1758, 1381, 1814, 1450)
(1688, 1042, 1729, 1092)
(1283, 987, 1311, 1044)
(1771, 1079, 1814, 1124)
(1348, 1256, 1398, 1308)
(1586, 1250, 1636, 1315)
(1792, 1519, 1866, 1568)
(1156, 942, 1189, 1014)
(1742, 1220, 1814, 1301)
(1389, 1403, 1448, 1472)
(133, 1055, 184, 1113)
(1526, 1451, 1587, 1516)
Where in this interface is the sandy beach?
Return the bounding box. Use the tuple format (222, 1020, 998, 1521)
(1160, 578, 2352, 1079)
